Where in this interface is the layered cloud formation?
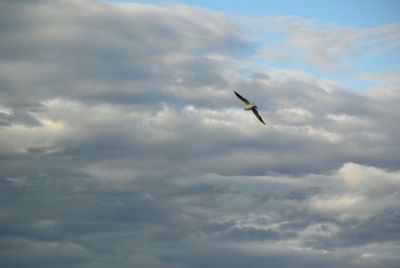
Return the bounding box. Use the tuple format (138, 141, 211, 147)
(1, 1, 399, 267)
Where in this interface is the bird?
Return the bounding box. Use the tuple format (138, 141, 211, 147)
(234, 91, 266, 125)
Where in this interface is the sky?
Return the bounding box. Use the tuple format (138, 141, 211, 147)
(0, 0, 399, 267)
(121, 0, 400, 26)
(109, 0, 400, 91)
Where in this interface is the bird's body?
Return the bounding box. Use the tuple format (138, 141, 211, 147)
(244, 104, 257, 110)
(234, 91, 266, 125)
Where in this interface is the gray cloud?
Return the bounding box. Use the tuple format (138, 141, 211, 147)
(1, 1, 399, 267)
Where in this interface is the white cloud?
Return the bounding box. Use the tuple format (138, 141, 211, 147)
(308, 163, 400, 220)
(339, 162, 400, 193)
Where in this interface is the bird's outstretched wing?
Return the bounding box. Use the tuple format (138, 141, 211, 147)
(234, 91, 251, 105)
(251, 109, 266, 125)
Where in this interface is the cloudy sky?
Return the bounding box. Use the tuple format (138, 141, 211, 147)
(1, 0, 400, 267)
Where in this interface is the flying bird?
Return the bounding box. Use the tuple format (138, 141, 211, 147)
(234, 91, 266, 125)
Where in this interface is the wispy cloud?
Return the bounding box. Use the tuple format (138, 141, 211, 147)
(257, 17, 400, 85)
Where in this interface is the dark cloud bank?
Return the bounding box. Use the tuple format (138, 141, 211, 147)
(0, 1, 399, 267)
